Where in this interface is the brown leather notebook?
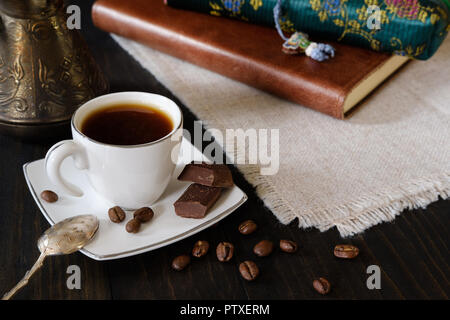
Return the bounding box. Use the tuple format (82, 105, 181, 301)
(92, 0, 408, 119)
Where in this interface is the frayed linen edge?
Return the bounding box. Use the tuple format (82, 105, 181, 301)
(112, 35, 450, 238)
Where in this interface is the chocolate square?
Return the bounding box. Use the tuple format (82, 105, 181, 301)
(177, 162, 233, 187)
(174, 183, 222, 218)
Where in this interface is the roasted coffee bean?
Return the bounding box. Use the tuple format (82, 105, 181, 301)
(192, 240, 210, 258)
(238, 220, 257, 235)
(216, 242, 234, 262)
(280, 239, 298, 253)
(253, 240, 274, 257)
(108, 206, 126, 223)
(133, 207, 154, 223)
(40, 190, 58, 203)
(125, 218, 141, 233)
(172, 254, 191, 271)
(334, 244, 359, 259)
(313, 278, 331, 295)
(239, 261, 259, 281)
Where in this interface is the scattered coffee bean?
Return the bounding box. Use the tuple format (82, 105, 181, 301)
(108, 206, 126, 223)
(172, 254, 191, 271)
(133, 207, 154, 223)
(192, 240, 210, 258)
(40, 190, 58, 203)
(239, 261, 259, 281)
(125, 218, 141, 233)
(253, 240, 274, 257)
(238, 220, 257, 235)
(216, 242, 234, 262)
(280, 239, 298, 253)
(313, 277, 331, 295)
(334, 244, 359, 259)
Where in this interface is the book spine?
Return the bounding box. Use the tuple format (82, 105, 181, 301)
(92, 1, 345, 119)
(166, 0, 449, 60)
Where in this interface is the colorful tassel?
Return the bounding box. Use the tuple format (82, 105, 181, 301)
(274, 0, 335, 61)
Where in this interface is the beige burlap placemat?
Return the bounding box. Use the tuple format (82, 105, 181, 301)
(112, 34, 450, 237)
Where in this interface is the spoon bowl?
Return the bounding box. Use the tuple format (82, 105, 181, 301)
(38, 215, 99, 255)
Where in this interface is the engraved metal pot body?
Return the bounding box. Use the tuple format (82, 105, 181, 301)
(0, 0, 108, 138)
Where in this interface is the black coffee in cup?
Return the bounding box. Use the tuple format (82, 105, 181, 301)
(80, 103, 173, 145)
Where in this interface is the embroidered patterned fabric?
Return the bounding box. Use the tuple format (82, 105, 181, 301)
(166, 0, 449, 60)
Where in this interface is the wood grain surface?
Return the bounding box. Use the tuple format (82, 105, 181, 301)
(0, 0, 448, 300)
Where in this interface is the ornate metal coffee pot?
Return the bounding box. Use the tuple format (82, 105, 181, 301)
(0, 0, 108, 138)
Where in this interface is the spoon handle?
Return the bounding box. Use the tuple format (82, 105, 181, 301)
(2, 251, 47, 300)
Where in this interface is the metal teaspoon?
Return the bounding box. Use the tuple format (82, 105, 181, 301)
(2, 214, 99, 300)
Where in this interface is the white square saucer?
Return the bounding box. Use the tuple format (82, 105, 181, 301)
(23, 138, 247, 261)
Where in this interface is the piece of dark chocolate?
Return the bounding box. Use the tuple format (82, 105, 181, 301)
(174, 183, 222, 218)
(178, 162, 233, 187)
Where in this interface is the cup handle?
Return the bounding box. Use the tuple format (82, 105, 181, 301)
(45, 140, 88, 197)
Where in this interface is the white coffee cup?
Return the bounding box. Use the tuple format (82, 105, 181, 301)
(45, 92, 183, 209)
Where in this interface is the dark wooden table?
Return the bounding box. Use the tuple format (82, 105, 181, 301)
(0, 0, 448, 300)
